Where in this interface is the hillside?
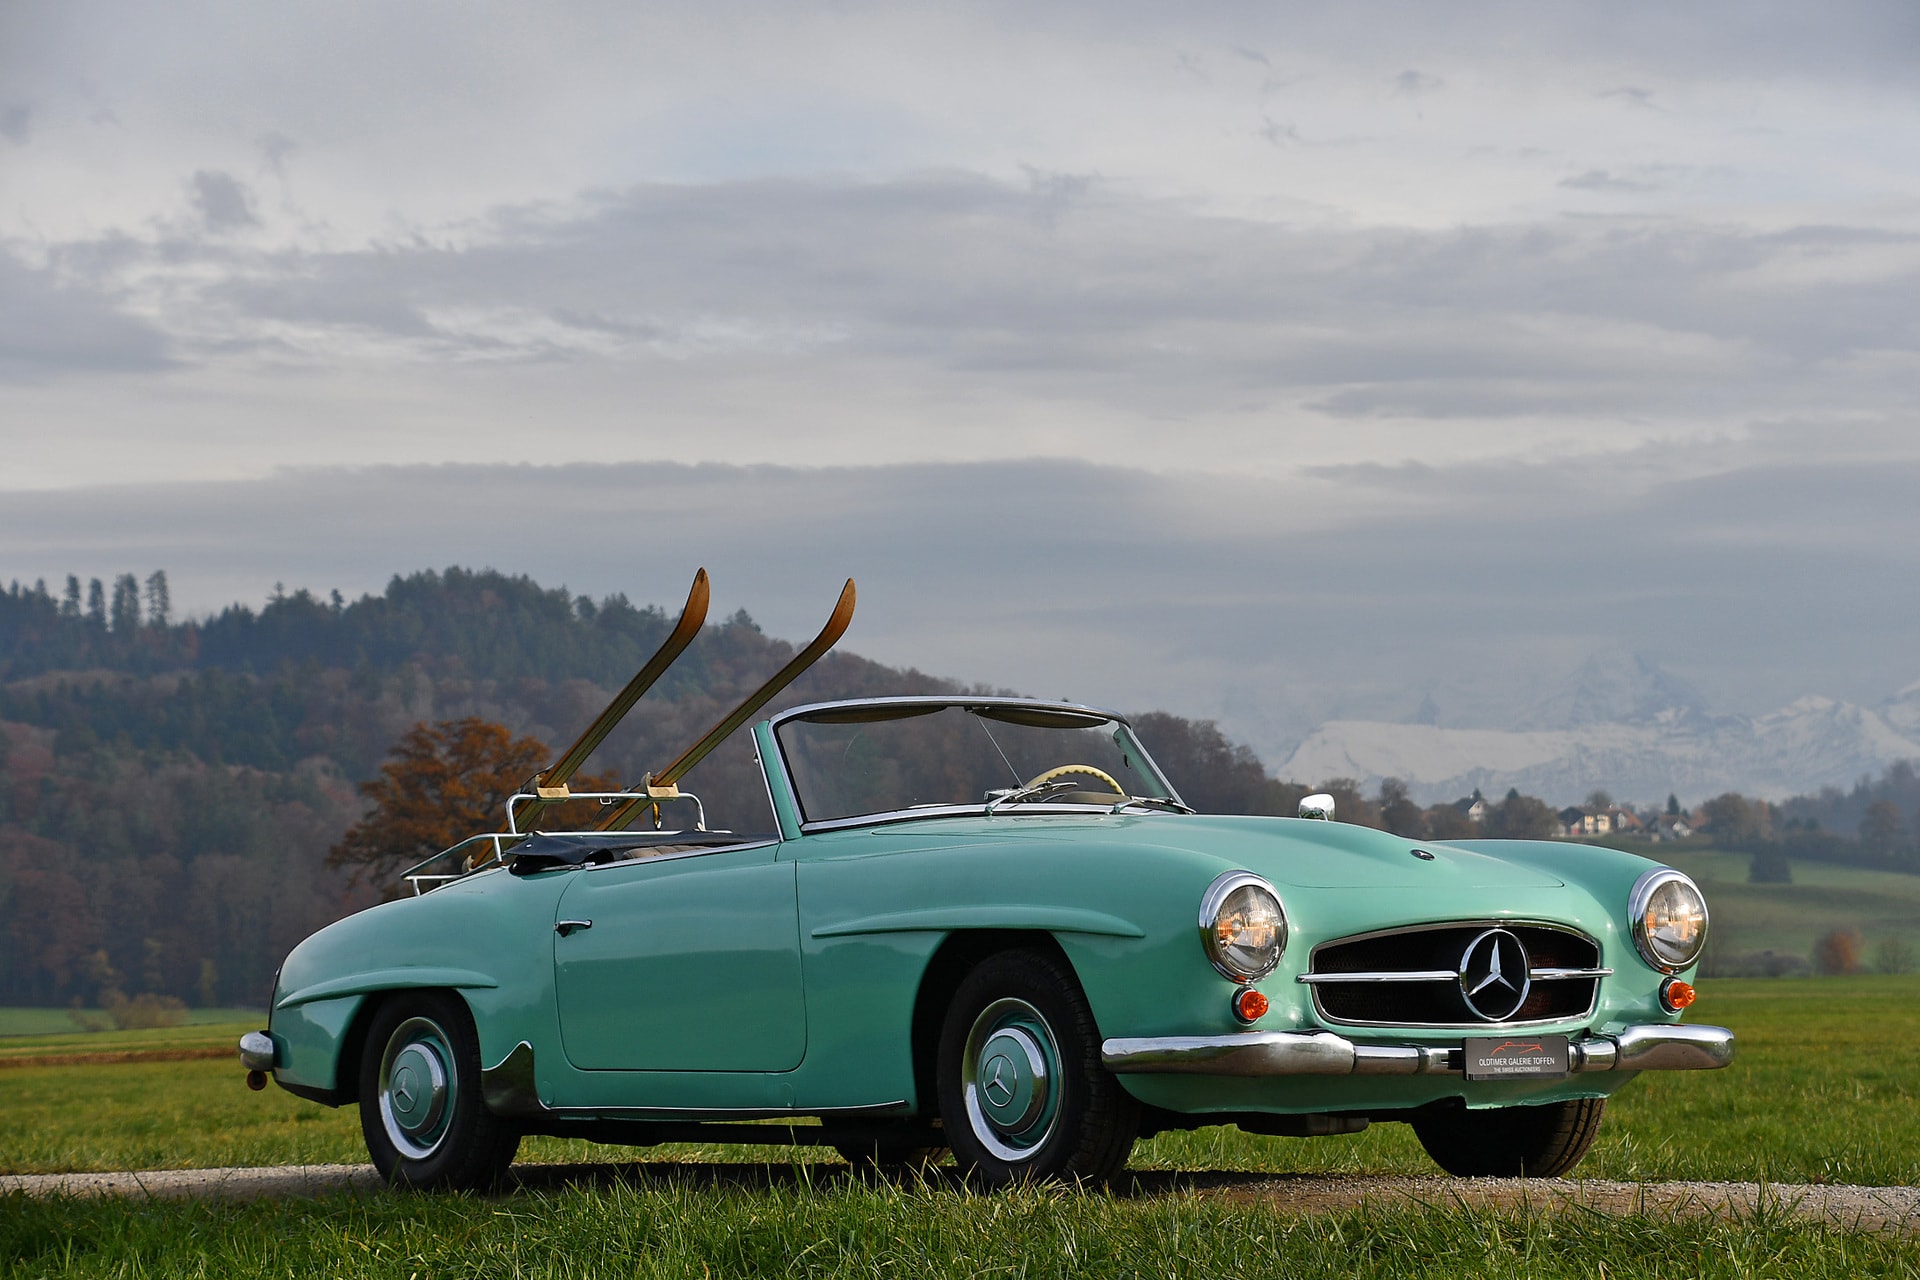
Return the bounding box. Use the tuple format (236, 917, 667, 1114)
(0, 568, 1292, 1009)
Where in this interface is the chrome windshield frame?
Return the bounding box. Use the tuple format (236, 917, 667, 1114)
(764, 697, 1187, 835)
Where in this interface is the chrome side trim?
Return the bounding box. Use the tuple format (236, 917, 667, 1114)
(812, 905, 1144, 940)
(237, 1031, 276, 1072)
(540, 1099, 912, 1120)
(478, 1041, 916, 1120)
(1101, 1024, 1734, 1077)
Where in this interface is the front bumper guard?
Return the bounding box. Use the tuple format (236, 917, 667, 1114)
(1101, 1023, 1733, 1078)
(237, 1031, 276, 1072)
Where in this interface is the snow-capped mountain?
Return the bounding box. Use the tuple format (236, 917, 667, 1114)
(1277, 664, 1920, 806)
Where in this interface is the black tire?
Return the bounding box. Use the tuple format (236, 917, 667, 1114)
(936, 948, 1138, 1187)
(1411, 1096, 1605, 1177)
(358, 991, 521, 1191)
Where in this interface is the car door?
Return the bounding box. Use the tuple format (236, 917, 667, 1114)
(551, 842, 806, 1071)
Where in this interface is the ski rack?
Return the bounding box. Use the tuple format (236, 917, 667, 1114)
(594, 578, 856, 832)
(396, 571, 853, 889)
(502, 569, 710, 841)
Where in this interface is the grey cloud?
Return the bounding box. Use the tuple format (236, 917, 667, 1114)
(1598, 87, 1658, 108)
(256, 131, 297, 173)
(0, 102, 29, 145)
(24, 173, 1918, 426)
(0, 251, 172, 380)
(1560, 169, 1657, 192)
(189, 170, 258, 233)
(1392, 69, 1443, 95)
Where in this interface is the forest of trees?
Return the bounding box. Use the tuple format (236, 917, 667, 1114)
(2, 567, 1915, 1009)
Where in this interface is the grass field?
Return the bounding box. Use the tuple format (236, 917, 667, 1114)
(8, 1172, 1919, 1279)
(5, 979, 1918, 1277)
(1658, 849, 1920, 964)
(0, 1008, 265, 1038)
(2, 977, 1916, 1185)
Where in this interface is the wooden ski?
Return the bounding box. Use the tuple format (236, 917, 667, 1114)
(509, 568, 710, 833)
(594, 577, 856, 831)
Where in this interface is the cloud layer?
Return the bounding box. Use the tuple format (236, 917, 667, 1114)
(3, 1, 1917, 780)
(6, 454, 1918, 772)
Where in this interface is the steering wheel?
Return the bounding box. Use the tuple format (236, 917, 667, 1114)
(1021, 764, 1127, 797)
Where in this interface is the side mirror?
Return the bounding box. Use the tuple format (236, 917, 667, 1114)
(1299, 793, 1335, 821)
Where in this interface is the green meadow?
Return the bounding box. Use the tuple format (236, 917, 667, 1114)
(4, 978, 1917, 1185)
(4, 979, 1919, 1276)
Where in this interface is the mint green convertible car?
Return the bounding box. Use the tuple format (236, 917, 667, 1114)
(240, 573, 1730, 1189)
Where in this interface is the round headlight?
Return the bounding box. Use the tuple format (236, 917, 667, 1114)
(1198, 872, 1287, 982)
(1629, 868, 1709, 972)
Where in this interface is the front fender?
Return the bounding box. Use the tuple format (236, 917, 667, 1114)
(269, 866, 574, 1098)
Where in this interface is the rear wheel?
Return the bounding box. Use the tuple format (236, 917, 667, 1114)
(358, 991, 520, 1190)
(1411, 1097, 1605, 1177)
(936, 949, 1138, 1187)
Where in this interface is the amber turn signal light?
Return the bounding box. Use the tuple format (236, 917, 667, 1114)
(1660, 978, 1696, 1012)
(1231, 987, 1269, 1023)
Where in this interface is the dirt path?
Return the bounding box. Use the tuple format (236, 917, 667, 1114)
(4, 1163, 1917, 1232)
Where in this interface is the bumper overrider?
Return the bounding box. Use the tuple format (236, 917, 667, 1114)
(1101, 1023, 1734, 1077)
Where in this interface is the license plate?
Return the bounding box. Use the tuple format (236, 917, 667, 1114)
(1463, 1034, 1570, 1080)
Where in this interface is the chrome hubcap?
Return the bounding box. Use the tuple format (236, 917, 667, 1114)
(961, 998, 1062, 1162)
(378, 1017, 456, 1160)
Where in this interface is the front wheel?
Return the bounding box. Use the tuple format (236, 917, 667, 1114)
(936, 949, 1138, 1187)
(358, 991, 520, 1190)
(1411, 1097, 1605, 1177)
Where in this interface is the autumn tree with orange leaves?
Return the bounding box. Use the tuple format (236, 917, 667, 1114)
(328, 718, 615, 892)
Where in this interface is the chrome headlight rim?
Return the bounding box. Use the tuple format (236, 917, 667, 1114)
(1197, 870, 1287, 983)
(1629, 867, 1709, 974)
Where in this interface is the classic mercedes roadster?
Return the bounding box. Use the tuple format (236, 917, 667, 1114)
(240, 572, 1731, 1188)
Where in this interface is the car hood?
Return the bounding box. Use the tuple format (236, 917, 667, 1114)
(1172, 815, 1564, 889)
(941, 812, 1565, 890)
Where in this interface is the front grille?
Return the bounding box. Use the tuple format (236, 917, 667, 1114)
(1305, 923, 1604, 1027)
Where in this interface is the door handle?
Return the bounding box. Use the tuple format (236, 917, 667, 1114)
(555, 919, 594, 937)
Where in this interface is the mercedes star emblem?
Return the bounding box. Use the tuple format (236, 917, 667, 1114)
(982, 1054, 1016, 1107)
(1458, 928, 1533, 1022)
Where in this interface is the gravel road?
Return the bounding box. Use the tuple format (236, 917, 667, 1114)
(4, 1164, 1917, 1232)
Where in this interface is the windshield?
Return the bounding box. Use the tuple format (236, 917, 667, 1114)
(775, 703, 1177, 825)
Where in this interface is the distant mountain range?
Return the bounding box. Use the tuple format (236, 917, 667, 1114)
(1281, 666, 1920, 807)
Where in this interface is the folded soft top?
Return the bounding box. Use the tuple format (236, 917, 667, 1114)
(507, 830, 774, 876)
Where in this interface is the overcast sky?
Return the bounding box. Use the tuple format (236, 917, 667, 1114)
(4, 2, 1919, 761)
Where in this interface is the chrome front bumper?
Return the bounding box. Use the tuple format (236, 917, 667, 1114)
(1101, 1023, 1734, 1077)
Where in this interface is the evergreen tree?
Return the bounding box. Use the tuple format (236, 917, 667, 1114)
(62, 575, 81, 617)
(110, 574, 141, 632)
(85, 578, 106, 628)
(144, 570, 171, 628)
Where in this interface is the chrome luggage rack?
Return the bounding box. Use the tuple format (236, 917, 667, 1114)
(400, 790, 708, 896)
